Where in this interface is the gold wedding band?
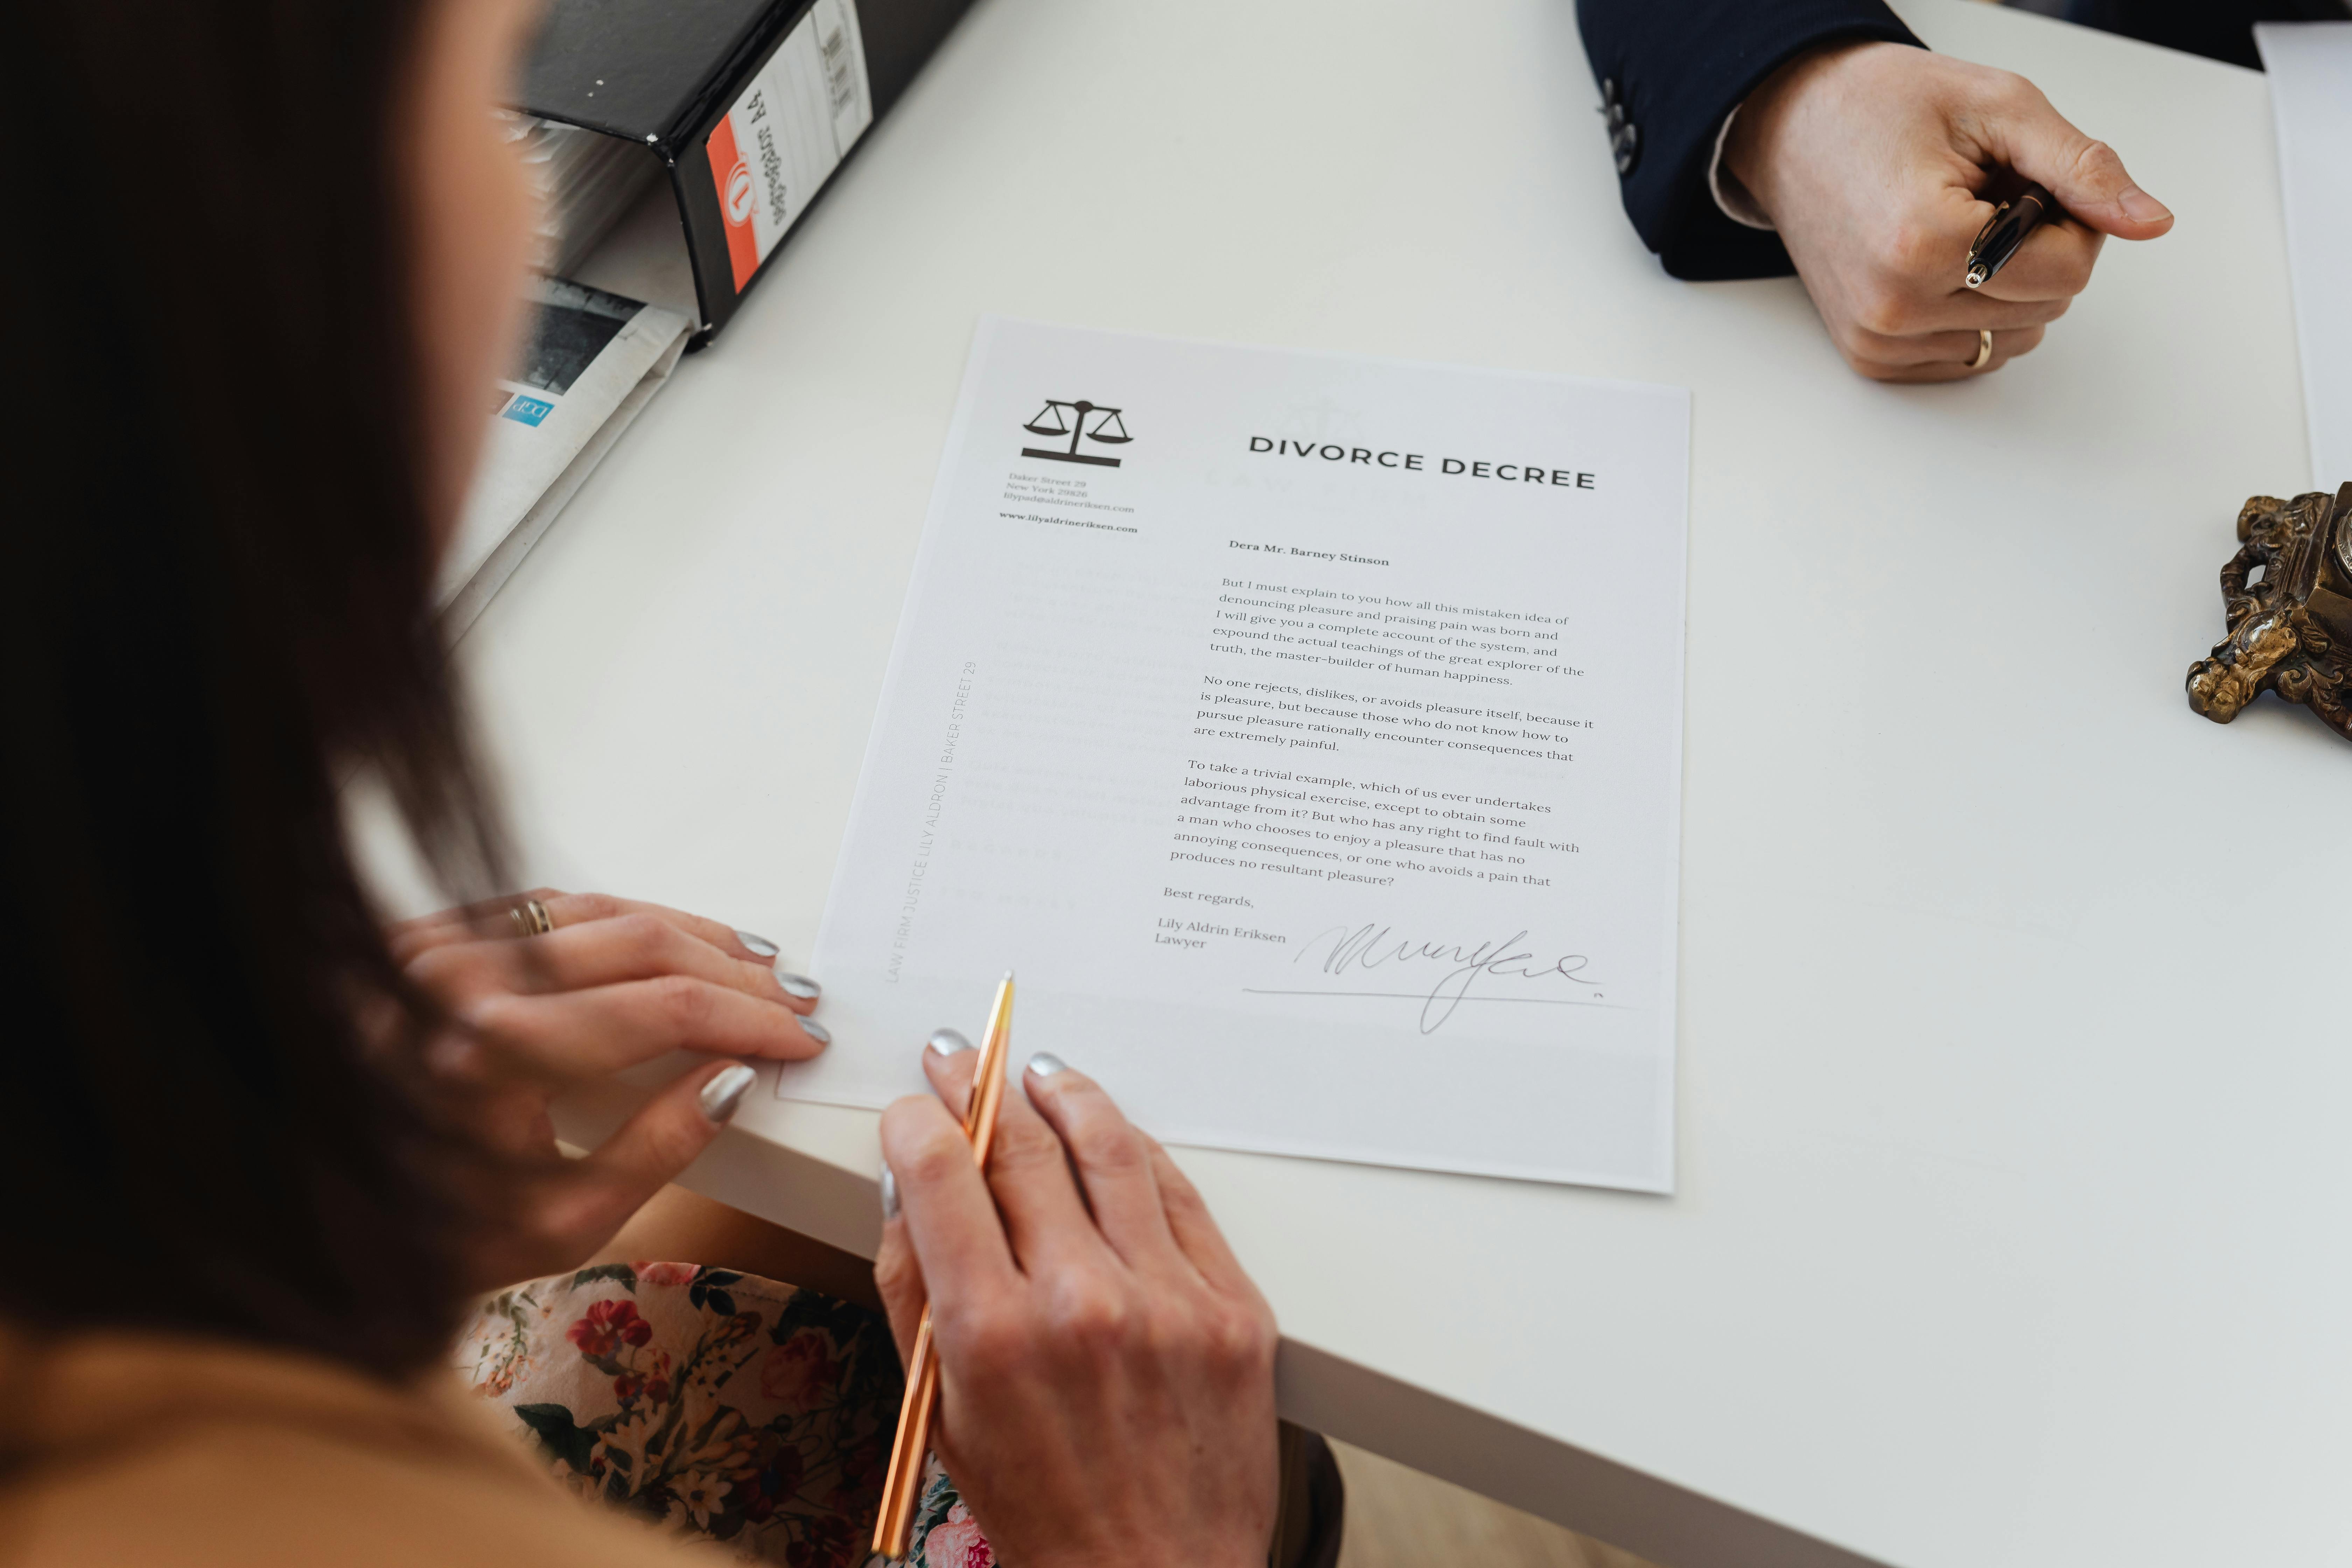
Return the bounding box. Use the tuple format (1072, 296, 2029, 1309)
(509, 897, 555, 938)
(1968, 329, 1993, 371)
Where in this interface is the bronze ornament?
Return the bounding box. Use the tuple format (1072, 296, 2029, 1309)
(2186, 483, 2352, 742)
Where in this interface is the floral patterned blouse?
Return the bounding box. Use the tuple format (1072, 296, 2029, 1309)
(456, 1264, 994, 1567)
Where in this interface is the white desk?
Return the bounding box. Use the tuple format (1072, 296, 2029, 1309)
(446, 3, 2351, 1563)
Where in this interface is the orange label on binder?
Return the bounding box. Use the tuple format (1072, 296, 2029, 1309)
(705, 115, 763, 292)
(699, 0, 872, 294)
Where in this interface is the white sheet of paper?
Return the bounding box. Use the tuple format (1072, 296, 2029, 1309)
(790, 318, 1689, 1190)
(2256, 22, 2352, 490)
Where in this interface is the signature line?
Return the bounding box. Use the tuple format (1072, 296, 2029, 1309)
(1242, 988, 1634, 1011)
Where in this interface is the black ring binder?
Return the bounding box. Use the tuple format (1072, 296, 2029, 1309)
(517, 0, 975, 346)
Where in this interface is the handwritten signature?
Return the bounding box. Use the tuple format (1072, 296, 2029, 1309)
(1285, 923, 1601, 1033)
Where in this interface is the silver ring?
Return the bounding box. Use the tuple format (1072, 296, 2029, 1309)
(1968, 329, 1993, 371)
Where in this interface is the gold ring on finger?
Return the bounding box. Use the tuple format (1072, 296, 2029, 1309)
(1968, 329, 1993, 371)
(509, 897, 555, 938)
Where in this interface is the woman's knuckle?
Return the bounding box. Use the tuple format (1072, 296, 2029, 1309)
(948, 1305, 1029, 1368)
(1162, 1185, 1210, 1230)
(649, 973, 710, 1029)
(648, 1107, 710, 1167)
(1050, 1284, 1132, 1352)
(405, 945, 468, 992)
(879, 1095, 940, 1141)
(613, 912, 668, 955)
(989, 1118, 1065, 1173)
(901, 1134, 966, 1192)
(455, 987, 513, 1032)
(1078, 1124, 1147, 1177)
(1203, 1303, 1270, 1369)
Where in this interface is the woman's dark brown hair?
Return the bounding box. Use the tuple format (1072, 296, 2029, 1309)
(4, 0, 503, 1372)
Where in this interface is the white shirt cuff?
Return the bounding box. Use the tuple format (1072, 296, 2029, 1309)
(1707, 104, 1775, 231)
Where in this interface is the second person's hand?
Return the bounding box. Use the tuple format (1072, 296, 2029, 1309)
(1722, 41, 2174, 382)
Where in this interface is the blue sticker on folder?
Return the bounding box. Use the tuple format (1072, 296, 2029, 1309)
(500, 394, 554, 427)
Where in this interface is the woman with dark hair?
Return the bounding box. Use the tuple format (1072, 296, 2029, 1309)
(1, 2, 1309, 1564)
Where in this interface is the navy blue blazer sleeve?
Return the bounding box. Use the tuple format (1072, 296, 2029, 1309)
(1575, 0, 1922, 280)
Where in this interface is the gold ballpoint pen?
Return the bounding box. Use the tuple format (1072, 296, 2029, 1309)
(871, 972, 1015, 1559)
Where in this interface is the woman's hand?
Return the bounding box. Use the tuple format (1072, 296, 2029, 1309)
(876, 1043, 1280, 1568)
(1723, 41, 2173, 382)
(387, 889, 827, 1290)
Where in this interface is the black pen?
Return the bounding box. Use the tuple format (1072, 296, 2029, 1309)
(1963, 182, 2054, 289)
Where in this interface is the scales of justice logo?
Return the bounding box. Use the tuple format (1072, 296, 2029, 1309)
(1020, 399, 1132, 468)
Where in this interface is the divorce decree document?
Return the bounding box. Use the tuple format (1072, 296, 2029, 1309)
(792, 319, 1689, 1190)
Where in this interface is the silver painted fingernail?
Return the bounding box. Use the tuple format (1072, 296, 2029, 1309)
(800, 1017, 832, 1046)
(699, 1063, 757, 1124)
(775, 971, 821, 1000)
(735, 931, 780, 959)
(927, 1028, 974, 1056)
(880, 1161, 900, 1221)
(1026, 1052, 1068, 1078)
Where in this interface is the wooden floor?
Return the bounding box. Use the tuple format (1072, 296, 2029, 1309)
(1329, 1441, 1664, 1568)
